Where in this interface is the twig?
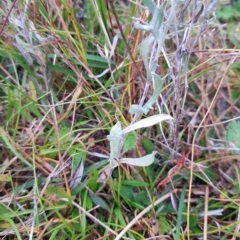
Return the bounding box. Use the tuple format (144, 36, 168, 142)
(0, 0, 18, 35)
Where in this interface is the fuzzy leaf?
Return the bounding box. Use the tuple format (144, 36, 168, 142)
(116, 151, 157, 167)
(129, 105, 148, 115)
(140, 36, 154, 79)
(107, 121, 122, 166)
(121, 114, 174, 135)
(142, 0, 156, 14)
(142, 74, 163, 113)
(98, 151, 158, 182)
(150, 6, 164, 37)
(129, 74, 163, 115)
(133, 21, 153, 33)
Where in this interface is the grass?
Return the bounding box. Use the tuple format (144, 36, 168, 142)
(1, 0, 240, 239)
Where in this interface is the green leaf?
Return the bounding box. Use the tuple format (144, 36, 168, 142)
(0, 127, 32, 167)
(11, 177, 47, 194)
(224, 121, 240, 148)
(0, 49, 32, 72)
(231, 89, 240, 102)
(114, 208, 128, 228)
(80, 189, 87, 233)
(189, 210, 198, 228)
(26, 101, 42, 118)
(86, 54, 114, 69)
(175, 183, 187, 240)
(88, 167, 99, 192)
(158, 215, 172, 235)
(47, 62, 76, 77)
(115, 185, 145, 209)
(36, 0, 50, 23)
(90, 195, 110, 211)
(71, 208, 83, 233)
(233, 1, 240, 11)
(49, 127, 71, 145)
(141, 137, 155, 154)
(123, 132, 137, 152)
(0, 217, 22, 240)
(121, 180, 149, 187)
(46, 185, 68, 198)
(191, 225, 203, 234)
(133, 190, 151, 207)
(195, 167, 216, 182)
(85, 194, 93, 211)
(216, 6, 234, 20)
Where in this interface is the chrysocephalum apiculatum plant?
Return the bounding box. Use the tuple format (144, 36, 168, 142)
(104, 0, 173, 178)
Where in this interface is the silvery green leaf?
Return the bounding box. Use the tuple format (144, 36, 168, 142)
(107, 135, 121, 141)
(101, 152, 158, 175)
(198, 209, 223, 217)
(142, 74, 163, 113)
(109, 121, 122, 138)
(150, 6, 164, 37)
(140, 36, 154, 79)
(150, 59, 158, 73)
(130, 75, 163, 115)
(104, 44, 109, 58)
(107, 121, 122, 166)
(112, 151, 158, 168)
(142, 0, 156, 14)
(109, 35, 119, 59)
(121, 114, 174, 135)
(133, 21, 153, 32)
(129, 104, 148, 115)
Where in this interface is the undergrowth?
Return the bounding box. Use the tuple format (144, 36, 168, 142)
(1, 0, 240, 239)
